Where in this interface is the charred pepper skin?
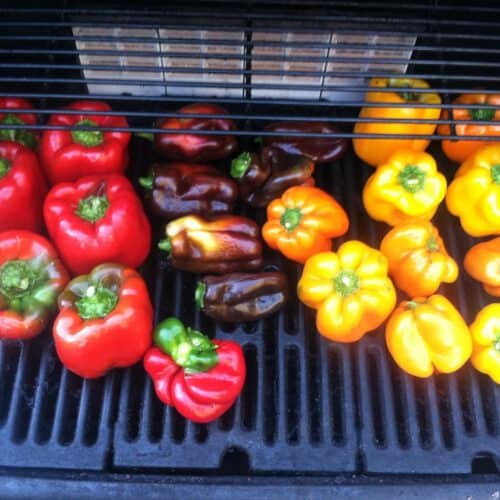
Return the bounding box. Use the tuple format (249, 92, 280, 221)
(195, 272, 288, 322)
(140, 162, 238, 220)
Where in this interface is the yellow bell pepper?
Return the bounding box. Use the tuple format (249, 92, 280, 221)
(470, 304, 500, 384)
(385, 295, 472, 378)
(353, 77, 442, 167)
(446, 144, 500, 236)
(297, 240, 396, 343)
(363, 149, 447, 226)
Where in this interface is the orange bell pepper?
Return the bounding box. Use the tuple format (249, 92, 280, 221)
(438, 93, 500, 164)
(469, 304, 500, 384)
(297, 241, 396, 343)
(464, 237, 500, 296)
(385, 295, 472, 378)
(380, 222, 458, 297)
(353, 77, 441, 167)
(262, 186, 349, 264)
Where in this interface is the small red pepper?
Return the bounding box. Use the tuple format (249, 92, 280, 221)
(39, 100, 130, 185)
(0, 142, 48, 233)
(144, 317, 246, 423)
(0, 97, 38, 149)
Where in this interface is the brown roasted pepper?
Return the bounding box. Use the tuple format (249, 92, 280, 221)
(139, 162, 238, 220)
(195, 272, 288, 322)
(159, 215, 263, 274)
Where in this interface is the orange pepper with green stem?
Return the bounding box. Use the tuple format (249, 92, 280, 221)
(464, 237, 500, 297)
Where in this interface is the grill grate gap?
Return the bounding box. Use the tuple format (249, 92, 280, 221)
(241, 344, 257, 431)
(285, 346, 300, 444)
(218, 404, 235, 432)
(147, 378, 164, 443)
(263, 318, 277, 445)
(283, 261, 300, 335)
(194, 423, 209, 443)
(328, 344, 345, 446)
(366, 347, 386, 448)
(57, 371, 83, 446)
(170, 407, 186, 443)
(413, 378, 434, 449)
(0, 342, 21, 428)
(456, 368, 477, 436)
(435, 375, 455, 450)
(388, 354, 410, 449)
(477, 373, 499, 436)
(124, 364, 146, 442)
(307, 315, 322, 444)
(81, 377, 106, 446)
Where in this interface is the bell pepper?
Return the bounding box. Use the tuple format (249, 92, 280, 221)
(380, 222, 458, 297)
(40, 100, 130, 185)
(230, 147, 315, 208)
(0, 142, 48, 233)
(53, 263, 153, 379)
(0, 230, 69, 340)
(385, 295, 472, 378)
(353, 77, 442, 167)
(154, 103, 237, 162)
(464, 237, 500, 296)
(363, 149, 447, 226)
(446, 144, 500, 237)
(263, 121, 347, 164)
(159, 215, 263, 274)
(469, 304, 500, 384)
(0, 97, 38, 149)
(438, 93, 500, 163)
(139, 162, 237, 220)
(262, 186, 349, 264)
(144, 317, 246, 423)
(44, 175, 151, 276)
(195, 271, 288, 322)
(297, 241, 396, 343)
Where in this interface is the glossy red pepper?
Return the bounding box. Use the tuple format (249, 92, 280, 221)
(53, 263, 153, 379)
(144, 317, 245, 423)
(39, 100, 130, 185)
(0, 97, 38, 149)
(44, 175, 151, 276)
(154, 104, 238, 162)
(0, 142, 47, 233)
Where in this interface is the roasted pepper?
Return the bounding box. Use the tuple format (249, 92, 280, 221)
(262, 186, 349, 264)
(446, 144, 500, 236)
(139, 162, 237, 220)
(160, 215, 263, 274)
(263, 121, 347, 164)
(353, 77, 442, 167)
(195, 272, 288, 322)
(438, 93, 500, 163)
(380, 222, 458, 297)
(53, 263, 153, 378)
(297, 241, 396, 343)
(44, 175, 151, 275)
(231, 146, 315, 208)
(144, 317, 246, 423)
(0, 142, 48, 233)
(385, 295, 472, 378)
(464, 237, 500, 296)
(0, 97, 38, 149)
(469, 304, 500, 384)
(154, 104, 237, 162)
(363, 149, 447, 226)
(40, 100, 130, 185)
(0, 230, 69, 340)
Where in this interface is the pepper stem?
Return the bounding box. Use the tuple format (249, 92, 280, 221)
(158, 238, 172, 254)
(0, 260, 36, 298)
(491, 165, 500, 185)
(398, 164, 426, 193)
(470, 108, 495, 121)
(194, 281, 206, 310)
(426, 236, 439, 252)
(0, 114, 37, 149)
(333, 270, 360, 298)
(494, 333, 500, 352)
(135, 132, 154, 142)
(75, 285, 118, 320)
(230, 152, 252, 178)
(406, 300, 419, 310)
(139, 175, 154, 190)
(71, 119, 104, 147)
(388, 78, 419, 101)
(0, 157, 11, 178)
(76, 195, 109, 223)
(280, 207, 302, 232)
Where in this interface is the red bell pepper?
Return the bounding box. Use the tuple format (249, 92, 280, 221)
(44, 175, 151, 275)
(0, 97, 38, 149)
(0, 230, 70, 340)
(144, 317, 246, 423)
(40, 100, 130, 185)
(0, 142, 47, 233)
(53, 263, 153, 378)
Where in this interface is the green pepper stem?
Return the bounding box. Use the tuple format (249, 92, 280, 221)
(388, 78, 419, 101)
(76, 195, 109, 223)
(426, 236, 439, 252)
(333, 270, 360, 298)
(491, 165, 500, 185)
(135, 132, 154, 142)
(280, 207, 302, 232)
(75, 285, 118, 320)
(0, 114, 38, 149)
(470, 108, 495, 121)
(158, 238, 172, 254)
(230, 152, 252, 178)
(494, 334, 500, 352)
(194, 281, 206, 310)
(0, 157, 11, 178)
(398, 164, 426, 193)
(405, 300, 419, 310)
(71, 119, 104, 147)
(0, 260, 36, 298)
(139, 175, 154, 190)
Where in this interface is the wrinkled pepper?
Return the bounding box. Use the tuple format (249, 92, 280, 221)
(385, 295, 472, 378)
(353, 77, 442, 167)
(0, 230, 69, 340)
(0, 142, 48, 233)
(154, 103, 237, 162)
(297, 241, 396, 343)
(0, 97, 38, 149)
(160, 215, 263, 274)
(469, 304, 500, 384)
(363, 149, 447, 226)
(464, 237, 500, 296)
(139, 162, 238, 220)
(438, 93, 500, 163)
(262, 186, 349, 264)
(380, 222, 458, 297)
(144, 317, 246, 423)
(195, 272, 288, 322)
(53, 263, 153, 378)
(40, 100, 130, 185)
(263, 121, 347, 164)
(231, 146, 315, 208)
(44, 175, 151, 275)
